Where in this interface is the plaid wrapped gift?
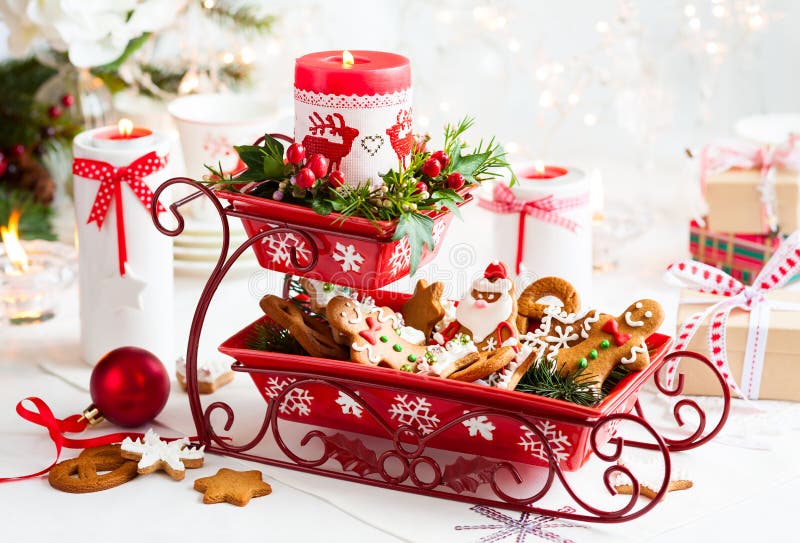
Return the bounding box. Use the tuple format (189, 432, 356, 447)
(688, 220, 797, 285)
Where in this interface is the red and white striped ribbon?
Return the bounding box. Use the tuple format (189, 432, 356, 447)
(665, 230, 800, 399)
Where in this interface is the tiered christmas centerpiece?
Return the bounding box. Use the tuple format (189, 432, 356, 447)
(148, 49, 731, 518)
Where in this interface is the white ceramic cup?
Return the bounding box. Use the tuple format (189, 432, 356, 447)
(168, 93, 277, 180)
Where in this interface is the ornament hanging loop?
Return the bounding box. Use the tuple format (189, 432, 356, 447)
(79, 404, 104, 426)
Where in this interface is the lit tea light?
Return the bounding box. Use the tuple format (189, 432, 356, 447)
(520, 160, 568, 179)
(93, 118, 154, 150)
(342, 49, 355, 67)
(0, 209, 76, 325)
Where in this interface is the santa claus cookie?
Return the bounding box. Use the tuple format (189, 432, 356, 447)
(326, 296, 429, 370)
(556, 299, 664, 388)
(437, 261, 518, 352)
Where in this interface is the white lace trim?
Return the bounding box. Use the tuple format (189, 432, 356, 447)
(294, 88, 412, 109)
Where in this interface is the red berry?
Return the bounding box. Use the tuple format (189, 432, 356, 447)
(328, 170, 346, 188)
(415, 181, 428, 194)
(446, 172, 466, 190)
(11, 144, 25, 158)
(60, 94, 75, 107)
(286, 143, 305, 164)
(421, 158, 442, 178)
(295, 167, 316, 188)
(430, 150, 450, 168)
(306, 154, 330, 179)
(0, 156, 7, 177)
(48, 105, 62, 119)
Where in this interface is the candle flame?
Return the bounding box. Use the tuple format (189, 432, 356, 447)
(342, 50, 355, 67)
(117, 118, 134, 137)
(1, 209, 29, 272)
(534, 160, 545, 174)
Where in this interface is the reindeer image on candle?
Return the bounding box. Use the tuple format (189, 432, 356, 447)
(302, 112, 360, 172)
(386, 108, 413, 165)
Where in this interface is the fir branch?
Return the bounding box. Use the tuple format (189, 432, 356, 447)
(203, 2, 277, 34)
(246, 322, 306, 355)
(0, 189, 56, 240)
(515, 359, 602, 406)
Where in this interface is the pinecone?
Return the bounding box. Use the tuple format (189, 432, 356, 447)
(1, 153, 55, 205)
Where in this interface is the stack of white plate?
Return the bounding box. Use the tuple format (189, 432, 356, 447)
(173, 217, 260, 276)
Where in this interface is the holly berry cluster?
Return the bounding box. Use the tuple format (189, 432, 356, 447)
(0, 93, 76, 179)
(274, 142, 346, 200)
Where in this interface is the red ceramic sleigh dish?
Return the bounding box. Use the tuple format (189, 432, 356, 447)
(219, 289, 674, 472)
(214, 187, 473, 290)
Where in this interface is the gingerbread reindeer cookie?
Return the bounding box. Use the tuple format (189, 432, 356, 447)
(326, 296, 429, 370)
(259, 295, 348, 360)
(556, 299, 664, 387)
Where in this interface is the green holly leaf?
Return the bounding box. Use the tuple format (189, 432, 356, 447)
(451, 151, 491, 182)
(261, 133, 285, 161)
(431, 189, 464, 220)
(312, 199, 333, 216)
(263, 155, 285, 179)
(235, 145, 266, 170)
(393, 212, 434, 275)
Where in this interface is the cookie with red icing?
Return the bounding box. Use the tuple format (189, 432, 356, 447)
(326, 296, 429, 370)
(556, 299, 664, 387)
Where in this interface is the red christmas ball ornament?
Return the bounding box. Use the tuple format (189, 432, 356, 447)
(11, 143, 26, 158)
(295, 167, 316, 188)
(48, 105, 62, 119)
(60, 93, 75, 107)
(328, 170, 346, 188)
(421, 158, 442, 178)
(86, 347, 170, 428)
(430, 150, 450, 169)
(286, 143, 306, 164)
(306, 154, 330, 179)
(446, 172, 466, 190)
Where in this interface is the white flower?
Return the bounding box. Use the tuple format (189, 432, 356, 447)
(0, 0, 183, 67)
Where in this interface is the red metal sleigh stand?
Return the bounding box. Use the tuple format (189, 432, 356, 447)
(151, 177, 731, 523)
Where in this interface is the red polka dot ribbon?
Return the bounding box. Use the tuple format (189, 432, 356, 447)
(72, 152, 167, 276)
(479, 183, 589, 275)
(665, 230, 800, 399)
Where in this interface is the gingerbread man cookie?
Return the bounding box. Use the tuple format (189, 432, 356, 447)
(259, 295, 348, 360)
(556, 299, 664, 387)
(326, 296, 428, 370)
(401, 279, 445, 339)
(516, 276, 581, 334)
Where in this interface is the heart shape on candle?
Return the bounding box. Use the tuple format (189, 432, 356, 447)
(360, 135, 384, 156)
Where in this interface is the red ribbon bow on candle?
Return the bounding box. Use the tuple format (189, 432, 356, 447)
(699, 135, 800, 232)
(665, 230, 800, 399)
(73, 151, 167, 276)
(479, 183, 589, 274)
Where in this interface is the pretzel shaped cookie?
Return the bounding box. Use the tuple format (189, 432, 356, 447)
(516, 277, 581, 333)
(48, 445, 138, 493)
(260, 295, 348, 360)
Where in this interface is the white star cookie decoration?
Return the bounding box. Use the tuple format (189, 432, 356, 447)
(120, 429, 204, 480)
(101, 264, 146, 311)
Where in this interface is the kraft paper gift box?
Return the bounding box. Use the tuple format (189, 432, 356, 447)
(705, 167, 800, 234)
(676, 288, 800, 401)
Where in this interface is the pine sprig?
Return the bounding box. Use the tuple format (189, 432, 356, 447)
(246, 322, 306, 355)
(203, 2, 277, 34)
(0, 189, 56, 240)
(515, 359, 602, 406)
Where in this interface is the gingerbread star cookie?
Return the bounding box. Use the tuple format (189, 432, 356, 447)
(557, 299, 664, 387)
(612, 457, 693, 500)
(326, 296, 428, 370)
(120, 429, 204, 481)
(401, 279, 446, 339)
(194, 468, 272, 506)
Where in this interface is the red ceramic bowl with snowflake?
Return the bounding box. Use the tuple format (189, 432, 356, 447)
(215, 188, 473, 289)
(219, 290, 674, 472)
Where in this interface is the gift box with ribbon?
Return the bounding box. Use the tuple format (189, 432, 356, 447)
(667, 231, 800, 400)
(700, 136, 800, 234)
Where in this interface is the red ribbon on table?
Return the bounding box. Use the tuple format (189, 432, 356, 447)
(665, 230, 800, 399)
(72, 151, 168, 276)
(699, 135, 800, 232)
(479, 183, 590, 275)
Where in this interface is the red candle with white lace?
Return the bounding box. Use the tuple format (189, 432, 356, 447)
(72, 122, 174, 366)
(479, 161, 592, 299)
(294, 50, 412, 187)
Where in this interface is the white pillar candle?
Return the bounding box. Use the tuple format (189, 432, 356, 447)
(482, 163, 592, 299)
(73, 125, 174, 365)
